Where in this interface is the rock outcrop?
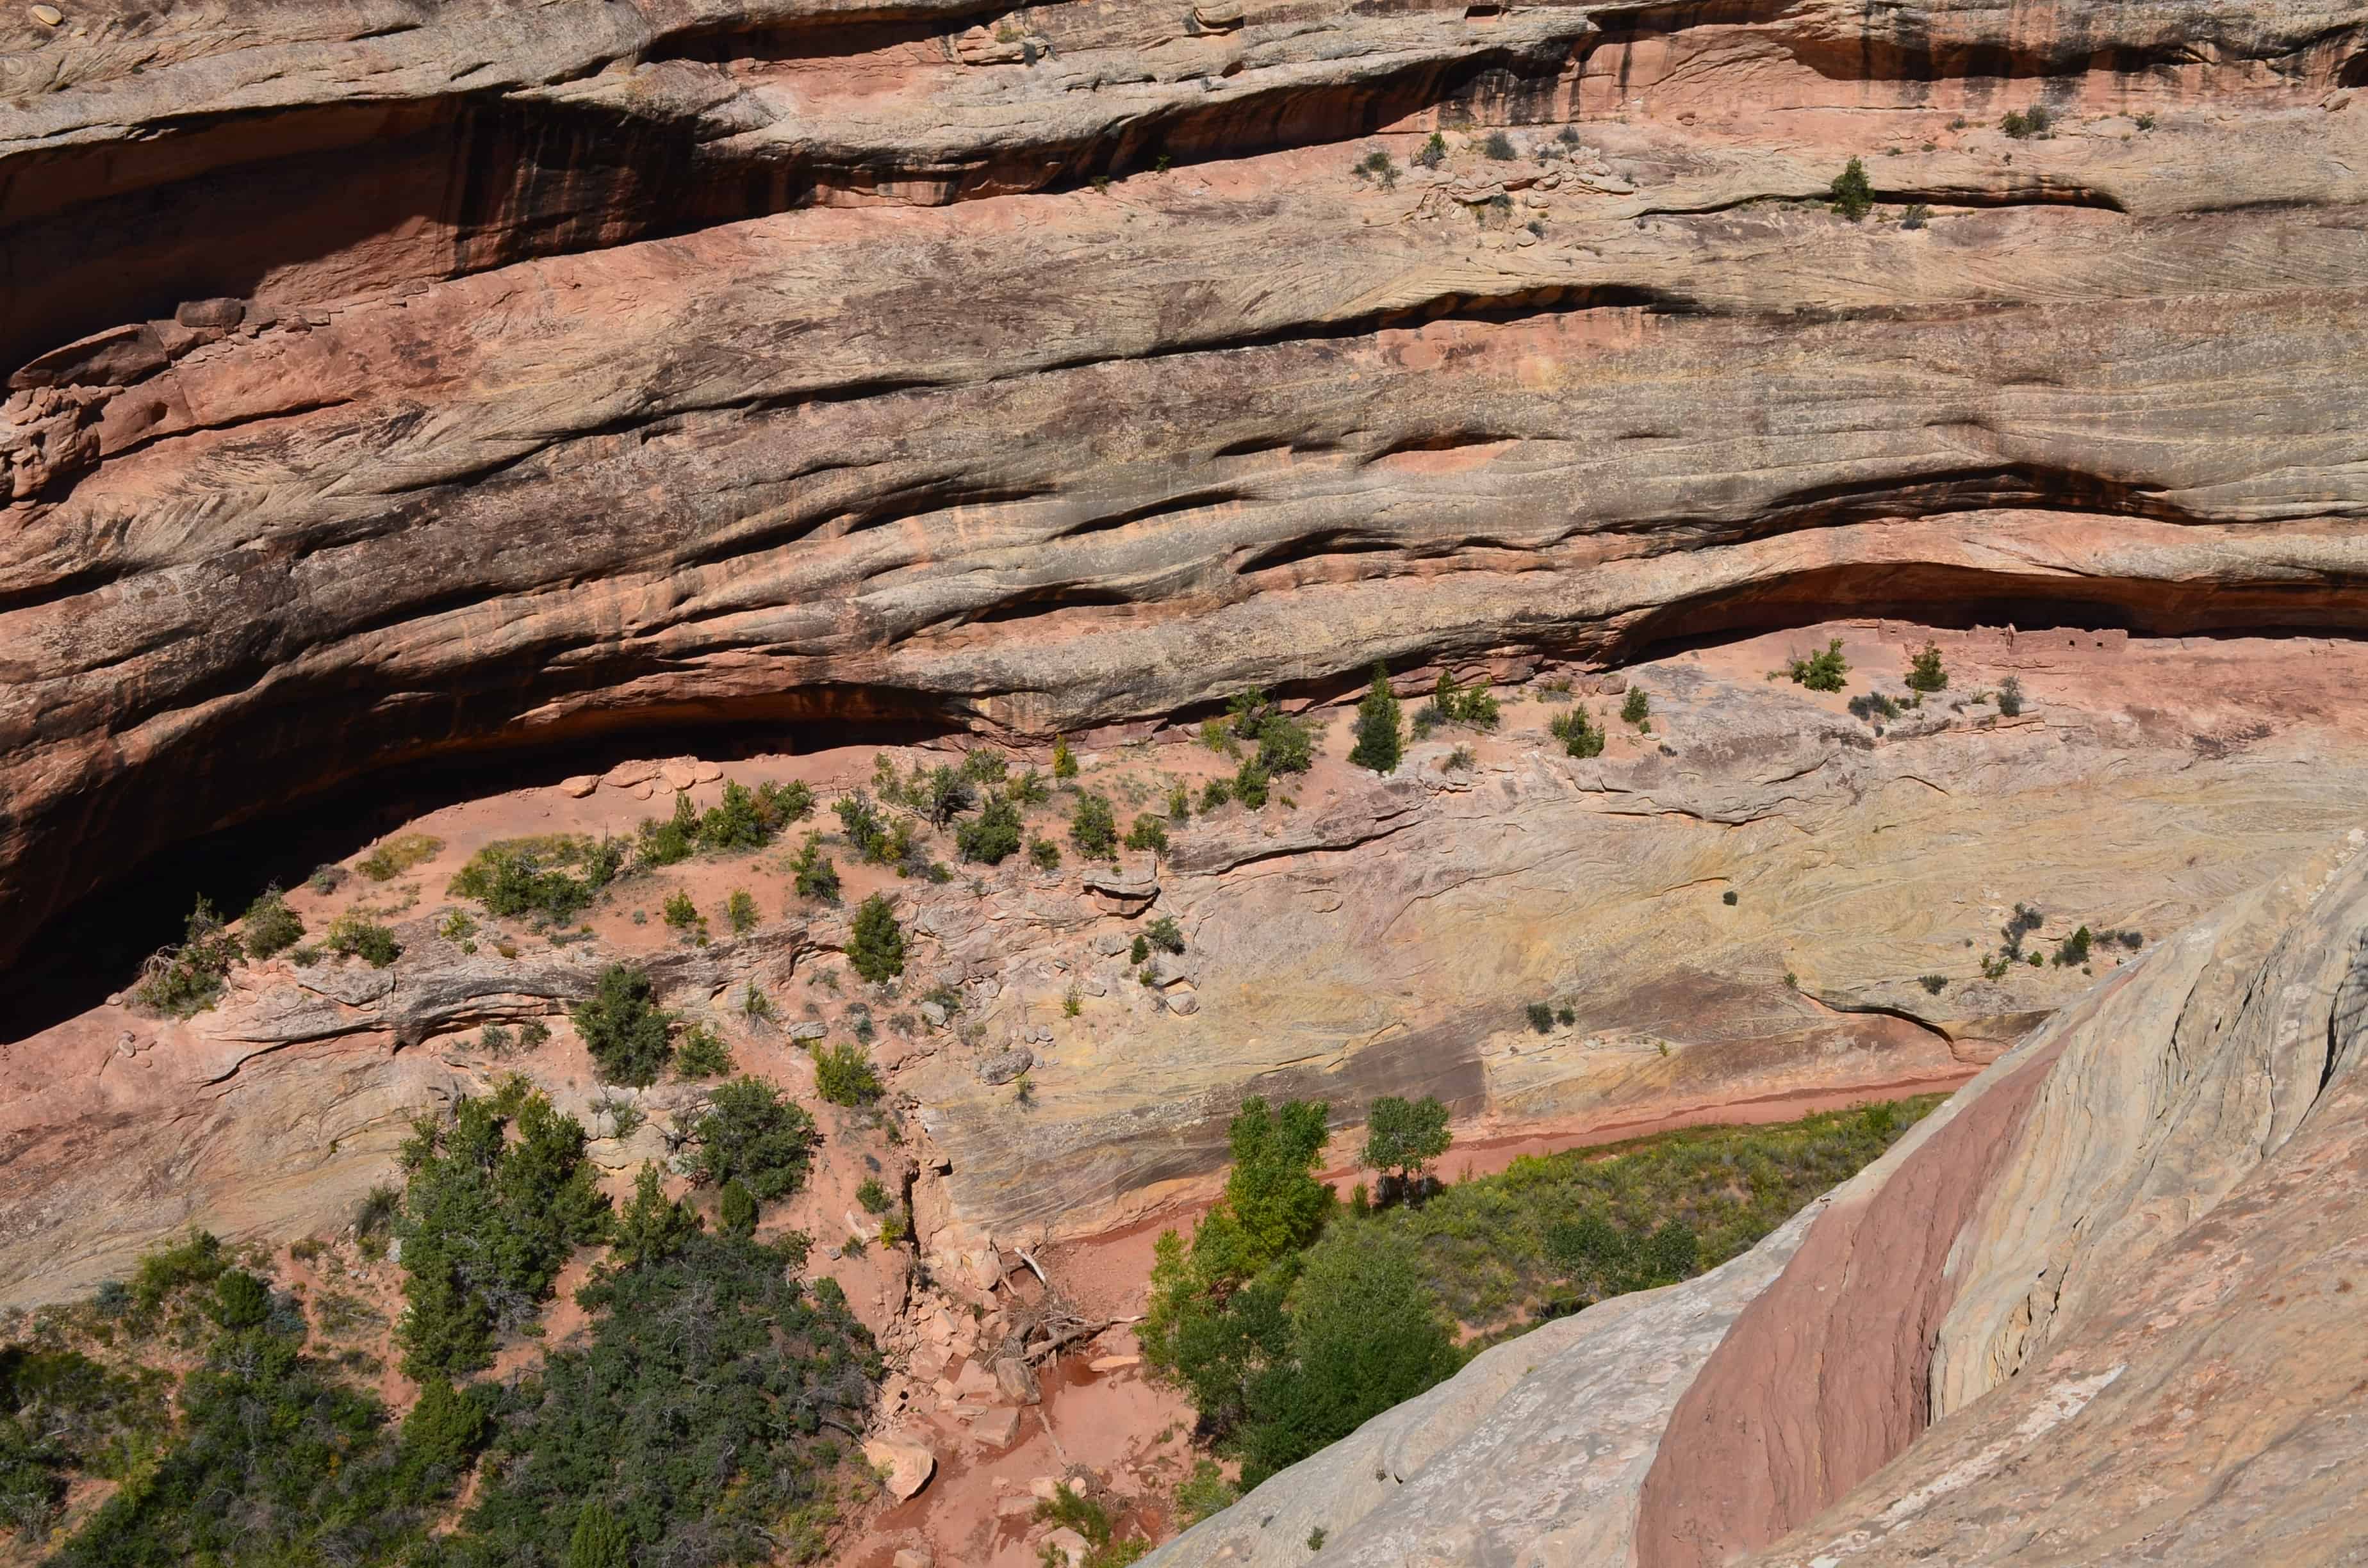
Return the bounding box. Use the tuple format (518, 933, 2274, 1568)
(1149, 826, 2368, 1566)
(13, 624, 2368, 1305)
(3, 0, 2367, 970)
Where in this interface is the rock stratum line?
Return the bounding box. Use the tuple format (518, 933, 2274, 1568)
(4, 0, 2367, 967)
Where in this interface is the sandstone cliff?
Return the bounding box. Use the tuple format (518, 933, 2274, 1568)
(1147, 827, 2368, 1567)
(4, 0, 2367, 970)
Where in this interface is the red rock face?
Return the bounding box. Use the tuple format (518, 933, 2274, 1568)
(4, 0, 2367, 968)
(1631, 1039, 2064, 1567)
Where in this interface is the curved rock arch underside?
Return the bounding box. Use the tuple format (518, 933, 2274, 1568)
(4, 0, 2367, 967)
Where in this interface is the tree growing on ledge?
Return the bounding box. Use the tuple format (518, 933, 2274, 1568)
(1905, 641, 1948, 692)
(1829, 156, 1873, 222)
(1349, 664, 1403, 774)
(847, 894, 905, 983)
(1361, 1095, 1452, 1206)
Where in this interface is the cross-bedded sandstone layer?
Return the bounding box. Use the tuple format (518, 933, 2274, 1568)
(4, 0, 2366, 972)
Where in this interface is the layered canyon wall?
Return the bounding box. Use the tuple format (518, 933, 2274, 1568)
(4, 0, 2367, 971)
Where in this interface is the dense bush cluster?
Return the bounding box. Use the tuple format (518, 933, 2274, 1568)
(448, 834, 625, 926)
(689, 1075, 819, 1198)
(1142, 1099, 1459, 1490)
(572, 963, 676, 1086)
(393, 1082, 613, 1381)
(422, 1225, 877, 1568)
(1145, 1096, 1939, 1493)
(48, 1241, 489, 1567)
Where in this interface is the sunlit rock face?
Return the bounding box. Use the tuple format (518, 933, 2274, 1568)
(3, 0, 2367, 969)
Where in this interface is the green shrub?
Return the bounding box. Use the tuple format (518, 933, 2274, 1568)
(1482, 130, 1515, 160)
(327, 912, 401, 967)
(908, 765, 975, 828)
(1199, 777, 1234, 812)
(448, 835, 623, 925)
(1235, 756, 1273, 810)
(1349, 665, 1402, 774)
(1053, 737, 1078, 780)
(957, 796, 1024, 864)
(1427, 672, 1499, 731)
(1175, 1459, 1240, 1524)
(832, 792, 894, 863)
(718, 1179, 758, 1237)
(1996, 674, 2025, 717)
(133, 899, 243, 1016)
(241, 885, 305, 959)
(1547, 706, 1604, 759)
(814, 1041, 884, 1107)
(573, 965, 675, 1086)
(1167, 781, 1193, 821)
(1413, 131, 1447, 170)
(1904, 641, 1948, 692)
(1525, 1001, 1554, 1033)
(1008, 767, 1051, 805)
(1256, 714, 1316, 775)
(673, 1023, 734, 1079)
(1071, 793, 1119, 860)
(847, 894, 906, 983)
(790, 833, 842, 902)
(635, 795, 700, 867)
(1028, 836, 1062, 871)
(725, 888, 759, 935)
(1353, 147, 1398, 188)
(1829, 156, 1873, 220)
(1144, 915, 1185, 954)
(855, 1178, 894, 1215)
(395, 1086, 612, 1380)
(1785, 639, 1850, 692)
(690, 1077, 819, 1200)
(1621, 688, 1651, 728)
(2053, 925, 2093, 967)
(2002, 103, 2051, 138)
(661, 890, 700, 931)
(1126, 815, 1170, 853)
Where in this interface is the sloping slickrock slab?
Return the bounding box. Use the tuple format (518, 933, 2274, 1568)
(1143, 1033, 2039, 1568)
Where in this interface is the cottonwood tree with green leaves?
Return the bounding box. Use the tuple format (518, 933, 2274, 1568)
(1361, 1095, 1452, 1205)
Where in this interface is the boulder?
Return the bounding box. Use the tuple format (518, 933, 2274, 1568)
(860, 1435, 935, 1503)
(993, 1355, 1041, 1406)
(976, 1046, 1033, 1086)
(971, 1406, 1022, 1449)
